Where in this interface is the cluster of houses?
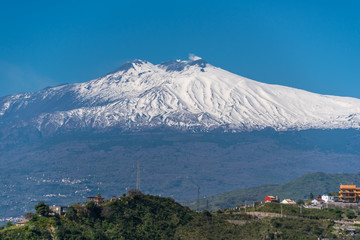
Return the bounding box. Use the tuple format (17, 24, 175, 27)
(15, 195, 108, 226)
(264, 196, 297, 205)
(264, 185, 356, 208)
(265, 194, 338, 206)
(310, 195, 337, 206)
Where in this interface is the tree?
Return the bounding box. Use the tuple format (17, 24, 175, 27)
(5, 221, 13, 228)
(127, 189, 143, 197)
(317, 194, 322, 199)
(35, 201, 50, 216)
(202, 210, 212, 218)
(309, 193, 314, 200)
(101, 206, 112, 219)
(65, 206, 78, 221)
(346, 210, 356, 219)
(296, 199, 305, 205)
(85, 201, 102, 219)
(24, 212, 35, 220)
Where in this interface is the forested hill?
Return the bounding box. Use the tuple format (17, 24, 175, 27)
(0, 192, 335, 239)
(185, 172, 360, 210)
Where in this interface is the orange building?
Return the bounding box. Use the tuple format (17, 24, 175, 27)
(339, 185, 360, 202)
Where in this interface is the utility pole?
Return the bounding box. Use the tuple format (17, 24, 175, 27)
(281, 205, 283, 217)
(136, 161, 141, 191)
(197, 186, 200, 211)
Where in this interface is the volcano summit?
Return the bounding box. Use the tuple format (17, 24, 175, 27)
(1, 56, 360, 135)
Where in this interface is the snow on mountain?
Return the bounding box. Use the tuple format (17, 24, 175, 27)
(1, 56, 360, 133)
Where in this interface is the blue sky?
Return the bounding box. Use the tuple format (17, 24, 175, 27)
(1, 0, 360, 98)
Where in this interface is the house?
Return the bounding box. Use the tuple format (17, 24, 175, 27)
(16, 219, 29, 227)
(110, 196, 118, 201)
(281, 199, 296, 205)
(265, 196, 280, 203)
(339, 185, 360, 202)
(321, 195, 335, 203)
(49, 205, 67, 216)
(86, 196, 104, 205)
(311, 199, 325, 205)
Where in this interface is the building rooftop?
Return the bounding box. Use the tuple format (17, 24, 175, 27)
(340, 185, 357, 189)
(16, 219, 29, 225)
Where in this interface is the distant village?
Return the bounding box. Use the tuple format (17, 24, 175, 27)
(15, 194, 107, 227)
(262, 184, 360, 209)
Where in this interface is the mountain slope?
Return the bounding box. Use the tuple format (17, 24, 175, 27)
(1, 57, 360, 135)
(185, 172, 360, 211)
(2, 129, 360, 220)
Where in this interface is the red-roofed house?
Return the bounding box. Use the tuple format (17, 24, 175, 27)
(265, 196, 280, 203)
(311, 199, 325, 205)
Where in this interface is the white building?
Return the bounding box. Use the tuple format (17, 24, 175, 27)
(321, 195, 335, 203)
(311, 199, 325, 205)
(281, 199, 296, 204)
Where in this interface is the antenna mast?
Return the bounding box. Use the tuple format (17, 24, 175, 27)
(136, 161, 141, 191)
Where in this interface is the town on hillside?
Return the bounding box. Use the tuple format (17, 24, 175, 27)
(3, 187, 360, 238)
(262, 184, 360, 209)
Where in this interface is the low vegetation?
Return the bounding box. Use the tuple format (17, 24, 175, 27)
(244, 202, 344, 220)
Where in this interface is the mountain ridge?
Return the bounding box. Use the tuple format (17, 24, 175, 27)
(1, 56, 360, 136)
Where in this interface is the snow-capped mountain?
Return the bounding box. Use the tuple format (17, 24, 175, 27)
(1, 56, 360, 133)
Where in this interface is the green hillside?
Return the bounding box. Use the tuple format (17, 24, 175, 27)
(0, 192, 336, 239)
(185, 172, 360, 210)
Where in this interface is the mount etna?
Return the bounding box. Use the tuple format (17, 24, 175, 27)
(1, 57, 360, 219)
